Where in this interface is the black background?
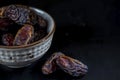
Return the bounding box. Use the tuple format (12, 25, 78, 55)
(0, 0, 120, 80)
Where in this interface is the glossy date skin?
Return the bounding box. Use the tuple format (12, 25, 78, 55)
(0, 5, 48, 46)
(42, 52, 64, 74)
(42, 52, 88, 77)
(2, 33, 14, 46)
(56, 53, 88, 77)
(13, 24, 34, 46)
(3, 5, 37, 25)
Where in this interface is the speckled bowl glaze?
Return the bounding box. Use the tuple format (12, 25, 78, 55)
(0, 6, 55, 68)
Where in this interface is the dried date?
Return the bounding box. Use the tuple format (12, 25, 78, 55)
(0, 7, 6, 18)
(13, 24, 34, 46)
(0, 18, 14, 31)
(56, 52, 88, 77)
(34, 30, 47, 42)
(4, 5, 37, 25)
(28, 29, 47, 43)
(42, 52, 88, 77)
(0, 5, 48, 46)
(2, 33, 14, 46)
(29, 10, 38, 25)
(42, 52, 64, 74)
(38, 16, 47, 28)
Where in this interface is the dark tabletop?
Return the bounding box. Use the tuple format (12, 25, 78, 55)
(0, 0, 120, 80)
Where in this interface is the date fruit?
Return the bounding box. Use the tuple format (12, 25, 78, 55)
(42, 52, 64, 74)
(42, 52, 88, 77)
(38, 16, 47, 28)
(0, 18, 14, 31)
(0, 7, 6, 18)
(0, 5, 48, 46)
(56, 53, 88, 77)
(2, 33, 14, 46)
(34, 30, 46, 42)
(13, 24, 34, 46)
(4, 5, 37, 25)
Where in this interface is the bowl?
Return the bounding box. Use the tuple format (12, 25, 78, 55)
(0, 5, 55, 68)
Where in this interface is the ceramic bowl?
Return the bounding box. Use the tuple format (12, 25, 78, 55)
(0, 5, 55, 68)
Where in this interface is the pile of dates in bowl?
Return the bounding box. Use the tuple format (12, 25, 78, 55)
(0, 4, 55, 68)
(0, 4, 48, 46)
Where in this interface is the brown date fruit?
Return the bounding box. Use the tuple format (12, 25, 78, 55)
(29, 10, 38, 25)
(4, 5, 19, 22)
(2, 33, 14, 46)
(28, 29, 47, 43)
(0, 7, 6, 18)
(42, 52, 64, 74)
(13, 24, 34, 46)
(42, 52, 88, 77)
(33, 30, 47, 42)
(56, 52, 88, 77)
(4, 5, 37, 25)
(0, 18, 14, 31)
(38, 16, 47, 28)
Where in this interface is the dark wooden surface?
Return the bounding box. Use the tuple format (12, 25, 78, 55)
(0, 0, 120, 80)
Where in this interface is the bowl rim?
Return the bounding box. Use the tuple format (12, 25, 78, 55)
(0, 5, 55, 49)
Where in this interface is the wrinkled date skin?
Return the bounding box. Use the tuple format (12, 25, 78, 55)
(56, 53, 88, 77)
(13, 24, 34, 46)
(0, 5, 48, 46)
(38, 16, 47, 28)
(0, 18, 14, 30)
(2, 33, 14, 46)
(42, 52, 88, 77)
(42, 52, 64, 74)
(32, 30, 47, 42)
(3, 5, 37, 25)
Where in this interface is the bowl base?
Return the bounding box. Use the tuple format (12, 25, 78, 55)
(7, 63, 31, 68)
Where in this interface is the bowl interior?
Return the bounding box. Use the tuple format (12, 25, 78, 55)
(30, 7, 54, 34)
